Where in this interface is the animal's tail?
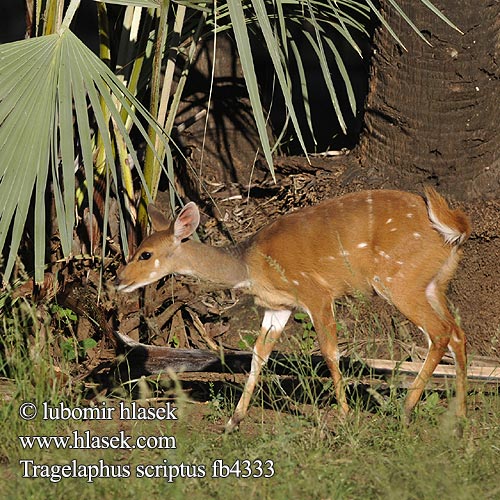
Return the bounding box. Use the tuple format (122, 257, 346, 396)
(424, 186, 471, 246)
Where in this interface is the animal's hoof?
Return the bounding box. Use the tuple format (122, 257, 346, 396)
(224, 417, 240, 434)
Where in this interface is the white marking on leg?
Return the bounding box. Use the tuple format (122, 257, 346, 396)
(249, 346, 265, 380)
(448, 344, 457, 361)
(418, 326, 432, 348)
(372, 276, 391, 302)
(425, 279, 444, 316)
(261, 309, 292, 337)
(226, 309, 291, 432)
(234, 279, 251, 289)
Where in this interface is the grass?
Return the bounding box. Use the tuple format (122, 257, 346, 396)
(1, 295, 500, 499)
(2, 392, 500, 499)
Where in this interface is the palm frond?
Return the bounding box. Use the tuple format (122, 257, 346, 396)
(0, 29, 170, 283)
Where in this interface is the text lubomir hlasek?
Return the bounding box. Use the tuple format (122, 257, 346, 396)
(41, 401, 178, 421)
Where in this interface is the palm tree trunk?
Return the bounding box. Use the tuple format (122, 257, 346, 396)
(358, 0, 499, 200)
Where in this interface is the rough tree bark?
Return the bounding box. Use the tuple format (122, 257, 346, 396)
(358, 0, 499, 200)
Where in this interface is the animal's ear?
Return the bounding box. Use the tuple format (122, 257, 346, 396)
(174, 202, 200, 240)
(148, 204, 171, 231)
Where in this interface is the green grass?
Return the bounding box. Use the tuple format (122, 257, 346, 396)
(1, 295, 499, 499)
(1, 392, 500, 499)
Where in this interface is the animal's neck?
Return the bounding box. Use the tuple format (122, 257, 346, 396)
(174, 240, 249, 288)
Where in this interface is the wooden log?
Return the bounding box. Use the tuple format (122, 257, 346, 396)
(114, 331, 252, 377)
(363, 358, 500, 382)
(114, 331, 500, 387)
(157, 370, 500, 392)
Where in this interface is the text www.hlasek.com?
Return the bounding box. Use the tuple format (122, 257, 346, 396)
(19, 430, 176, 450)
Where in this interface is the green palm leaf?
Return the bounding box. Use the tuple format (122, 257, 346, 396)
(0, 29, 170, 283)
(226, 0, 275, 176)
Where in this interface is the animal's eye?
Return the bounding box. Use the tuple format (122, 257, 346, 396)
(138, 251, 152, 261)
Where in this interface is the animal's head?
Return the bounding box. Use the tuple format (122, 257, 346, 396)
(116, 202, 200, 292)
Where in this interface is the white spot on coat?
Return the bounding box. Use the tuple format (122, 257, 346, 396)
(357, 242, 368, 249)
(313, 273, 330, 288)
(378, 250, 391, 260)
(413, 232, 421, 239)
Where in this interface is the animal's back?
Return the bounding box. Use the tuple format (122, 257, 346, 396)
(243, 190, 460, 310)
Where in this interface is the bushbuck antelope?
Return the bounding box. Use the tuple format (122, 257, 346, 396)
(116, 188, 471, 432)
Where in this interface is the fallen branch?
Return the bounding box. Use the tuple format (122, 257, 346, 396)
(114, 331, 500, 388)
(363, 358, 500, 382)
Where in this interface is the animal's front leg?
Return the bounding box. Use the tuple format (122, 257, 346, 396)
(225, 309, 291, 433)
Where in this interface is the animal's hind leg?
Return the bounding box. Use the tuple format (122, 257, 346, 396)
(447, 324, 467, 418)
(391, 284, 467, 419)
(403, 324, 449, 418)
